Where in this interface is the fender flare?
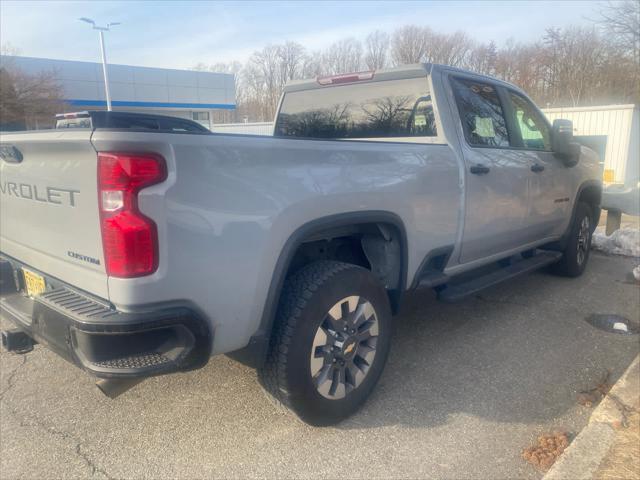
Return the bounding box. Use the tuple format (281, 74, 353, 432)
(546, 179, 602, 252)
(572, 180, 602, 230)
(229, 211, 408, 368)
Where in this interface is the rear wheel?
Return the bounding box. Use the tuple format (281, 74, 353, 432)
(552, 202, 593, 277)
(259, 260, 392, 426)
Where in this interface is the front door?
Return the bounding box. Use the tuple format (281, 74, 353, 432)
(449, 76, 532, 264)
(504, 90, 572, 239)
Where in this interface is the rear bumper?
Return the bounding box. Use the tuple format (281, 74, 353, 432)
(0, 255, 211, 379)
(602, 184, 640, 216)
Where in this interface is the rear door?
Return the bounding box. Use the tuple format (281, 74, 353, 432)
(448, 75, 532, 263)
(0, 130, 108, 298)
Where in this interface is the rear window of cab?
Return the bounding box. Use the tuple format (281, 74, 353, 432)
(274, 78, 438, 140)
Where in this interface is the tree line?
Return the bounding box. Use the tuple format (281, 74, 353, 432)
(195, 0, 639, 123)
(0, 1, 637, 129)
(0, 54, 65, 130)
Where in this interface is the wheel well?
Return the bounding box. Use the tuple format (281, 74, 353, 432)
(228, 214, 407, 369)
(543, 182, 604, 253)
(578, 184, 602, 228)
(579, 184, 602, 208)
(287, 222, 404, 313)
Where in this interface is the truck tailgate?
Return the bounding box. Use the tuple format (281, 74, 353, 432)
(0, 130, 108, 299)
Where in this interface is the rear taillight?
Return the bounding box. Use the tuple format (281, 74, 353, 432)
(98, 152, 166, 278)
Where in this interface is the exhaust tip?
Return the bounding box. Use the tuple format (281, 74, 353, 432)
(96, 378, 144, 399)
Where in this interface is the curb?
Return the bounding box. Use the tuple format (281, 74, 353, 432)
(543, 355, 640, 480)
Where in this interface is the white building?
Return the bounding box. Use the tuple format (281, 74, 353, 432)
(542, 104, 639, 187)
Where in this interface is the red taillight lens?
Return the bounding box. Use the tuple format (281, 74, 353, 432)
(98, 152, 166, 277)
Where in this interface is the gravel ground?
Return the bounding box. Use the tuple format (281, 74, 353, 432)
(1, 252, 639, 479)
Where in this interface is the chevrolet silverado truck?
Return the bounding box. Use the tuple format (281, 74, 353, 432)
(0, 64, 601, 425)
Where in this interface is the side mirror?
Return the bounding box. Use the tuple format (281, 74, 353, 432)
(551, 119, 573, 156)
(552, 119, 580, 166)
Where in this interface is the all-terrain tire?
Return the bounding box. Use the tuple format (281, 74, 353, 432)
(258, 260, 392, 426)
(551, 202, 594, 277)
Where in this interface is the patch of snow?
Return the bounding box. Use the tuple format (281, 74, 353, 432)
(591, 226, 640, 257)
(634, 265, 640, 281)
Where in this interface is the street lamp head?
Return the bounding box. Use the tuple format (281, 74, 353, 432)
(79, 17, 119, 30)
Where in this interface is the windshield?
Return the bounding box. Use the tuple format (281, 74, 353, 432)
(274, 77, 437, 140)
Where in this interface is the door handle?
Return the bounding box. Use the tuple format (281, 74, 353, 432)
(531, 164, 545, 173)
(470, 164, 490, 175)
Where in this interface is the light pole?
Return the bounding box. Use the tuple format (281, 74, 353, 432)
(79, 18, 120, 111)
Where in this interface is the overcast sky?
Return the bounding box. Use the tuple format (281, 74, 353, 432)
(1, 0, 602, 69)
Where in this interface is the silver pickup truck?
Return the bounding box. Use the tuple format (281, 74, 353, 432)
(0, 64, 601, 425)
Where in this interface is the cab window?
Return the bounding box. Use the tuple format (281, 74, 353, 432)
(508, 91, 552, 150)
(450, 77, 509, 148)
(274, 78, 438, 140)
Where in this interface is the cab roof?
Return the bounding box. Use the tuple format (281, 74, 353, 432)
(282, 63, 524, 95)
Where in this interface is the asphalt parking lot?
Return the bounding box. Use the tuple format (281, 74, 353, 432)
(1, 252, 639, 480)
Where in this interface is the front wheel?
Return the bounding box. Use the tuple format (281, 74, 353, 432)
(259, 260, 392, 426)
(552, 202, 593, 277)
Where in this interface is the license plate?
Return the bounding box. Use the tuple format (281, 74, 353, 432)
(22, 269, 46, 297)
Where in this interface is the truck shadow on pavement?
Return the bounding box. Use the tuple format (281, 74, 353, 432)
(337, 253, 639, 430)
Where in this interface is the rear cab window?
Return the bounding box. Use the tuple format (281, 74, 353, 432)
(450, 77, 510, 148)
(274, 77, 439, 142)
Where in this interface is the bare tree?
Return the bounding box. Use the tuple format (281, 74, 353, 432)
(595, 0, 640, 102)
(391, 25, 430, 65)
(542, 27, 607, 106)
(0, 59, 65, 130)
(207, 61, 243, 75)
(233, 41, 311, 121)
(468, 41, 498, 75)
(430, 31, 474, 67)
(596, 0, 640, 63)
(491, 39, 547, 103)
(247, 44, 283, 120)
(365, 30, 390, 70)
(194, 12, 640, 122)
(302, 53, 323, 78)
(277, 41, 308, 83)
(321, 38, 363, 74)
